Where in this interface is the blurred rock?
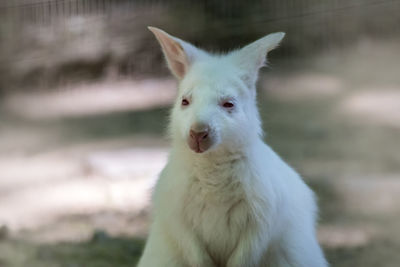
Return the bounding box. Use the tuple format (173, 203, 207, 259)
(85, 148, 167, 180)
(0, 225, 9, 240)
(91, 229, 110, 243)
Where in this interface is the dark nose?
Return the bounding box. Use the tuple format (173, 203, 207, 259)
(190, 129, 209, 143)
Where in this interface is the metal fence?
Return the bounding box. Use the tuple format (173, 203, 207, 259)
(2, 0, 400, 44)
(1, 0, 399, 90)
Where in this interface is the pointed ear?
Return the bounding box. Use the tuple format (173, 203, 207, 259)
(231, 32, 285, 86)
(148, 26, 202, 80)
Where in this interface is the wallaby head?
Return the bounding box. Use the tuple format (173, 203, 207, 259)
(149, 27, 284, 154)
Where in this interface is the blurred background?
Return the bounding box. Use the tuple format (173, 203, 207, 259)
(1, 0, 400, 266)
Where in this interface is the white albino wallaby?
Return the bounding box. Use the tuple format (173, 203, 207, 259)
(138, 27, 328, 267)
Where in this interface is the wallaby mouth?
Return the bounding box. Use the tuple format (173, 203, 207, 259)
(188, 138, 212, 153)
(193, 145, 205, 153)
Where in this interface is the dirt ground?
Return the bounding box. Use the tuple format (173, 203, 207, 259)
(0, 39, 400, 266)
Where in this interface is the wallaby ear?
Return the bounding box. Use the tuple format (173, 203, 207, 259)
(231, 32, 285, 86)
(148, 26, 202, 80)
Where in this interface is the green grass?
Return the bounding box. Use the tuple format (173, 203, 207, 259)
(0, 232, 144, 267)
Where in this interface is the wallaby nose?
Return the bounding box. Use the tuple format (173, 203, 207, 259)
(188, 124, 212, 153)
(190, 129, 209, 143)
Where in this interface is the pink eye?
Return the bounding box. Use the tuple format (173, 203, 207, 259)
(182, 98, 190, 106)
(222, 101, 234, 108)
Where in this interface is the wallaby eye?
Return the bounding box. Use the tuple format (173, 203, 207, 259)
(222, 101, 234, 108)
(182, 98, 190, 106)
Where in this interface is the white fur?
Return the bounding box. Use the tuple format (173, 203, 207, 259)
(138, 27, 328, 267)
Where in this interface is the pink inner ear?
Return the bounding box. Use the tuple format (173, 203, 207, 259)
(149, 27, 192, 79)
(170, 43, 181, 54)
(165, 42, 188, 78)
(172, 61, 186, 78)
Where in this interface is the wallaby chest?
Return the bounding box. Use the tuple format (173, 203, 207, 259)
(182, 157, 252, 264)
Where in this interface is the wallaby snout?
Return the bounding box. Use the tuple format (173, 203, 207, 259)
(188, 123, 212, 153)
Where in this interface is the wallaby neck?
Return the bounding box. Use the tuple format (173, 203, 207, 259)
(171, 138, 263, 191)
